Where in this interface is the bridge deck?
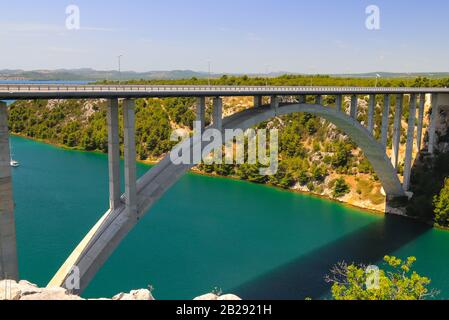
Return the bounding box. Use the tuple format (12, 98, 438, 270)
(1, 85, 448, 100)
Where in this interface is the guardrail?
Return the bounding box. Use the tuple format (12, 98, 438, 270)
(0, 84, 448, 94)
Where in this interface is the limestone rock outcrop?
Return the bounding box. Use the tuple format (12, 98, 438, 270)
(0, 280, 154, 301)
(112, 289, 155, 301)
(1, 280, 239, 301)
(194, 293, 242, 301)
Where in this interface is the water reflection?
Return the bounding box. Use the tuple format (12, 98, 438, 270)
(234, 215, 431, 300)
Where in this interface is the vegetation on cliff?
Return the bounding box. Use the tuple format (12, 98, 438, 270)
(433, 178, 449, 226)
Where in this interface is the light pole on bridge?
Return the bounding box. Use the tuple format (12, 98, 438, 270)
(207, 60, 211, 86)
(375, 73, 381, 87)
(118, 55, 123, 85)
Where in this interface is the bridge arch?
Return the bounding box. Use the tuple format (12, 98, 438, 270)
(49, 102, 405, 294)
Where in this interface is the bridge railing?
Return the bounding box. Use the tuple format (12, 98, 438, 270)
(0, 84, 448, 95)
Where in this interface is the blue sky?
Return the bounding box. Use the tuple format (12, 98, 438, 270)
(0, 0, 448, 73)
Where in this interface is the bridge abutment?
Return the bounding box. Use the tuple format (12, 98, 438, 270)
(0, 101, 19, 281)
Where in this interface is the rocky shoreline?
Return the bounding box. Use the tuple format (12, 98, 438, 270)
(0, 280, 241, 301)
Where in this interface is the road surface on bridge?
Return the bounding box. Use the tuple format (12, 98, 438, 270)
(1, 84, 449, 100)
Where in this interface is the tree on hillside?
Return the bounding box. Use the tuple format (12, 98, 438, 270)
(333, 178, 350, 198)
(326, 256, 439, 300)
(434, 178, 449, 226)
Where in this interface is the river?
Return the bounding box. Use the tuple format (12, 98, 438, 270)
(9, 135, 449, 300)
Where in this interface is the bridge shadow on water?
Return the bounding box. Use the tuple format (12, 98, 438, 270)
(232, 215, 431, 300)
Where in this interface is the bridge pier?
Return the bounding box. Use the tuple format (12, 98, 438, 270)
(254, 96, 263, 108)
(107, 99, 121, 210)
(350, 95, 358, 119)
(391, 94, 403, 170)
(367, 95, 375, 134)
(123, 99, 137, 216)
(403, 94, 417, 191)
(315, 95, 323, 105)
(428, 94, 440, 154)
(416, 94, 426, 151)
(0, 102, 19, 281)
(196, 97, 206, 132)
(335, 95, 343, 112)
(270, 96, 279, 110)
(213, 97, 223, 131)
(298, 95, 306, 104)
(381, 95, 391, 150)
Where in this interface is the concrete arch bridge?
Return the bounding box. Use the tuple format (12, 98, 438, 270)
(0, 85, 447, 293)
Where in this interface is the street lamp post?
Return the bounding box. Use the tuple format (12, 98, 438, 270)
(207, 60, 211, 86)
(118, 55, 123, 85)
(375, 73, 381, 88)
(265, 65, 270, 87)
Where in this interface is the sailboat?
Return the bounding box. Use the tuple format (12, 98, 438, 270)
(10, 159, 19, 167)
(9, 141, 19, 167)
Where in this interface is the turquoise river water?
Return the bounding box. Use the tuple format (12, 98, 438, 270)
(10, 135, 449, 300)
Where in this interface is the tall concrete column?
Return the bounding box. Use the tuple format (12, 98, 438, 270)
(428, 94, 439, 154)
(213, 97, 223, 132)
(298, 95, 306, 104)
(367, 94, 376, 134)
(253, 96, 263, 108)
(0, 102, 19, 281)
(416, 94, 426, 151)
(381, 95, 391, 150)
(403, 94, 417, 192)
(107, 99, 121, 211)
(196, 97, 206, 132)
(335, 95, 343, 112)
(350, 95, 358, 120)
(270, 96, 279, 110)
(391, 94, 403, 169)
(123, 99, 137, 216)
(316, 95, 323, 105)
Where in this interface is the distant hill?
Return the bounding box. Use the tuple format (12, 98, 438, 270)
(0, 69, 212, 81)
(331, 72, 449, 79)
(0, 68, 448, 81)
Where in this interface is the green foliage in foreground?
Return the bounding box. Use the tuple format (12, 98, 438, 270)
(434, 179, 449, 226)
(327, 256, 438, 300)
